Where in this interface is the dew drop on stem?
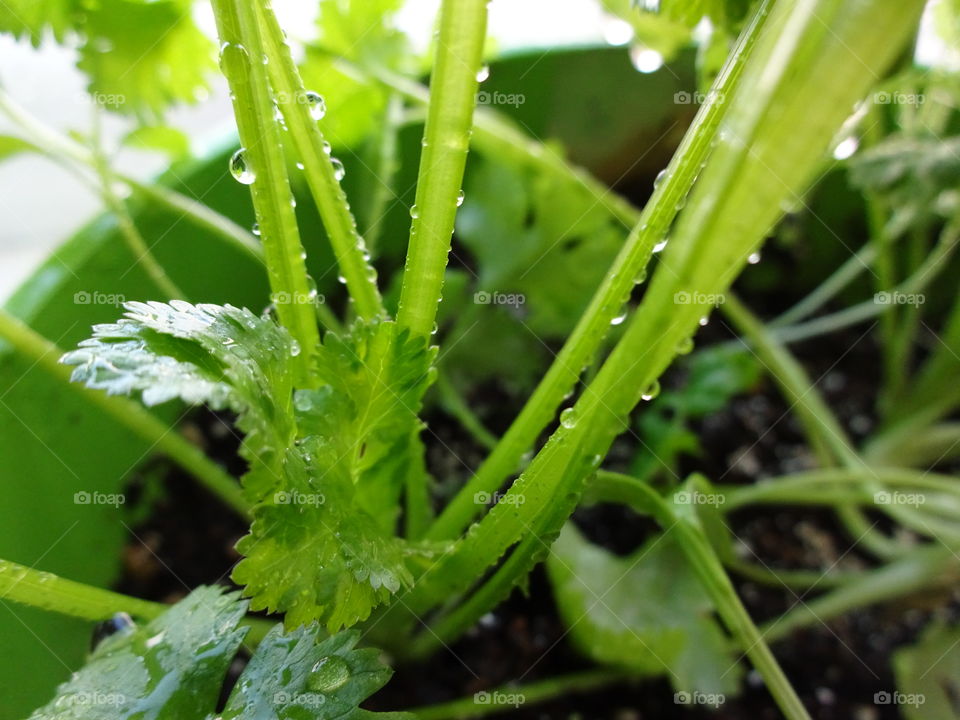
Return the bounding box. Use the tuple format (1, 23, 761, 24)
(641, 379, 661, 401)
(560, 407, 577, 429)
(305, 90, 326, 121)
(229, 148, 256, 185)
(330, 157, 345, 181)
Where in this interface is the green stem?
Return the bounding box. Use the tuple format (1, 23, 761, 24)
(0, 557, 165, 621)
(409, 669, 629, 720)
(211, 0, 319, 381)
(0, 87, 264, 270)
(721, 294, 905, 559)
(436, 372, 498, 450)
(395, 0, 488, 338)
(761, 544, 957, 643)
(591, 472, 812, 720)
(426, 0, 775, 541)
(255, 1, 384, 320)
(90, 109, 185, 301)
(361, 92, 404, 254)
(0, 310, 251, 519)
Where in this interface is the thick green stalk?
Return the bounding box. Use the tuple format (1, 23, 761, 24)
(255, 1, 384, 319)
(395, 0, 488, 337)
(426, 0, 775, 540)
(211, 0, 319, 381)
(402, 0, 926, 621)
(0, 310, 251, 518)
(0, 558, 165, 621)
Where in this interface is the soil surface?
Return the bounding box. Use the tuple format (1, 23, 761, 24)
(112, 314, 958, 719)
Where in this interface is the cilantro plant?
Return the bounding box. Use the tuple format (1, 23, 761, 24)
(0, 0, 955, 718)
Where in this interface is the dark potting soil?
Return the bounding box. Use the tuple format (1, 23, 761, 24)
(113, 318, 957, 719)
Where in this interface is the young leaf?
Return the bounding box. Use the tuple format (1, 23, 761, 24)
(61, 300, 297, 503)
(546, 522, 742, 697)
(0, 0, 72, 45)
(892, 619, 960, 720)
(234, 319, 439, 631)
(27, 586, 248, 720)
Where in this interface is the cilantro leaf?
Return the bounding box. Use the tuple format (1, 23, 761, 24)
(546, 523, 742, 696)
(301, 0, 412, 148)
(61, 300, 297, 503)
(848, 134, 960, 237)
(27, 586, 248, 719)
(27, 587, 411, 720)
(233, 319, 438, 631)
(0, 0, 214, 117)
(63, 305, 437, 631)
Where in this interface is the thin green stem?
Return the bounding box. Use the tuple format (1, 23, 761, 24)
(361, 92, 404, 254)
(90, 109, 185, 301)
(255, 1, 384, 320)
(211, 0, 319, 381)
(395, 0, 488, 338)
(426, 0, 775, 541)
(409, 669, 629, 720)
(761, 544, 957, 643)
(591, 472, 811, 720)
(436, 373, 498, 450)
(0, 557, 165, 622)
(0, 310, 251, 518)
(0, 87, 264, 269)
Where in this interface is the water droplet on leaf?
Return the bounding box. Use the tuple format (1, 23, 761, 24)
(560, 407, 578, 429)
(229, 148, 256, 185)
(307, 655, 351, 693)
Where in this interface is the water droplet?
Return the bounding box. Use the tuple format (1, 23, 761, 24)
(305, 90, 326, 121)
(307, 655, 351, 693)
(630, 45, 663, 73)
(322, 140, 332, 155)
(331, 157, 345, 181)
(409, 204, 420, 219)
(653, 239, 668, 254)
(560, 407, 578, 429)
(229, 148, 256, 185)
(290, 340, 301, 357)
(676, 336, 694, 355)
(653, 169, 669, 189)
(640, 379, 661, 401)
(747, 251, 761, 265)
(603, 18, 634, 46)
(218, 42, 249, 75)
(610, 311, 627, 326)
(456, 189, 465, 207)
(699, 315, 710, 327)
(296, 161, 305, 170)
(476, 65, 490, 82)
(636, 267, 648, 284)
(251, 223, 260, 236)
(832, 135, 859, 160)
